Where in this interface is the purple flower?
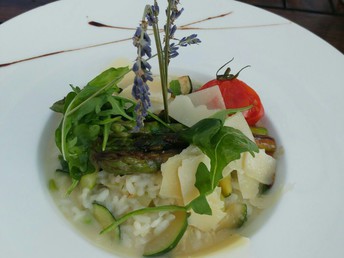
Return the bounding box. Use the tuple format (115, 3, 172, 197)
(170, 24, 177, 38)
(131, 58, 152, 130)
(179, 34, 201, 47)
(169, 43, 179, 58)
(152, 1, 159, 16)
(146, 1, 160, 25)
(171, 7, 184, 22)
(132, 26, 152, 58)
(146, 10, 156, 26)
(140, 40, 152, 58)
(131, 17, 154, 130)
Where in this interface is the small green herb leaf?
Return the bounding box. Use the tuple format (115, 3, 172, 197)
(87, 67, 125, 91)
(210, 126, 258, 187)
(188, 194, 212, 215)
(194, 162, 212, 195)
(181, 118, 222, 149)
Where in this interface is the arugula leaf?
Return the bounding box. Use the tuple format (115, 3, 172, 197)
(182, 117, 258, 189)
(194, 162, 212, 194)
(181, 117, 259, 214)
(188, 194, 212, 215)
(181, 118, 222, 149)
(209, 125, 258, 188)
(187, 162, 212, 215)
(53, 67, 131, 183)
(66, 67, 129, 117)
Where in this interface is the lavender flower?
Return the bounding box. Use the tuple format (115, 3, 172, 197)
(132, 20, 153, 130)
(164, 1, 200, 61)
(170, 7, 184, 22)
(133, 26, 152, 58)
(169, 43, 179, 58)
(165, 1, 183, 40)
(132, 60, 152, 130)
(146, 1, 159, 25)
(179, 34, 202, 47)
(165, 24, 177, 39)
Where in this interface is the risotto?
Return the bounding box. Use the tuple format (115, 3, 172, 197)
(49, 106, 278, 257)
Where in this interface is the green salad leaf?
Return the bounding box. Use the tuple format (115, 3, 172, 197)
(188, 194, 212, 215)
(194, 162, 212, 194)
(181, 117, 259, 214)
(51, 67, 132, 187)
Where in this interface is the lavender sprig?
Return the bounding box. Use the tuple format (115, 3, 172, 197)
(168, 34, 202, 59)
(132, 0, 201, 129)
(132, 19, 152, 130)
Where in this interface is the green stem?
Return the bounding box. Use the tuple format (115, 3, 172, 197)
(163, 1, 172, 123)
(66, 179, 79, 196)
(151, 9, 169, 123)
(101, 122, 110, 151)
(100, 205, 187, 235)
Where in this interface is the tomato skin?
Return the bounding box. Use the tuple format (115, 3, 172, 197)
(199, 78, 264, 125)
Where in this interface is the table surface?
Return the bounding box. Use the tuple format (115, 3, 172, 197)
(0, 0, 343, 54)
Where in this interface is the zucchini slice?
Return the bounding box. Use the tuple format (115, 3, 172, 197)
(259, 183, 272, 195)
(250, 126, 268, 136)
(219, 175, 232, 197)
(80, 172, 97, 189)
(143, 210, 188, 257)
(224, 203, 247, 229)
(169, 76, 193, 96)
(92, 202, 120, 240)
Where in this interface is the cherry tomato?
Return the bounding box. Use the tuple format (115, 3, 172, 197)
(198, 65, 264, 125)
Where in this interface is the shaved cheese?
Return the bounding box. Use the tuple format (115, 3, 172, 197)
(237, 172, 260, 199)
(169, 96, 220, 127)
(187, 86, 225, 109)
(188, 187, 227, 231)
(223, 113, 276, 199)
(159, 146, 204, 202)
(224, 112, 254, 141)
(222, 155, 244, 178)
(243, 150, 276, 185)
(169, 86, 225, 127)
(178, 153, 210, 205)
(159, 155, 183, 201)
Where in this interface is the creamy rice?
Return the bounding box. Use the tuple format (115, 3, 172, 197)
(50, 167, 260, 257)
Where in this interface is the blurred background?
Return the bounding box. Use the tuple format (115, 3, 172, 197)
(0, 0, 343, 53)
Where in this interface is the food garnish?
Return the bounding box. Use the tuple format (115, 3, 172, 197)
(50, 1, 278, 256)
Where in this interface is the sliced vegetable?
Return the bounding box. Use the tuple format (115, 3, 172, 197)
(80, 172, 97, 189)
(250, 126, 268, 136)
(92, 203, 120, 240)
(48, 179, 58, 192)
(169, 75, 193, 96)
(219, 175, 232, 197)
(253, 134, 276, 154)
(143, 210, 189, 257)
(223, 203, 247, 229)
(259, 183, 272, 195)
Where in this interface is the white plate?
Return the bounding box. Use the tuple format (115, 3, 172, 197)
(1, 0, 343, 257)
